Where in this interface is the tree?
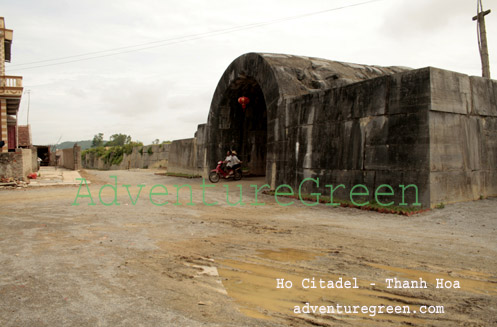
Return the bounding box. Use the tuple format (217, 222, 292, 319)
(152, 139, 160, 145)
(91, 133, 104, 148)
(105, 134, 132, 147)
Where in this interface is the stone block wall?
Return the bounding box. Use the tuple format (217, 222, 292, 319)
(59, 145, 82, 170)
(428, 69, 497, 205)
(31, 147, 38, 172)
(266, 67, 497, 207)
(167, 138, 197, 175)
(0, 148, 36, 180)
(83, 144, 170, 170)
(168, 64, 497, 208)
(167, 124, 206, 177)
(80, 52, 497, 208)
(269, 68, 432, 206)
(145, 124, 206, 176)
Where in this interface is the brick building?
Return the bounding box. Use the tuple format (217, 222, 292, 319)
(0, 17, 23, 153)
(18, 125, 32, 148)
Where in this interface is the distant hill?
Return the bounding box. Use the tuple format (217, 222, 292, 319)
(56, 140, 94, 150)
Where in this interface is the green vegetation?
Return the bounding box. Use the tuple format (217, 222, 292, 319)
(82, 141, 143, 166)
(91, 133, 104, 147)
(105, 133, 132, 147)
(165, 172, 201, 178)
(82, 133, 170, 167)
(435, 202, 445, 209)
(263, 191, 428, 216)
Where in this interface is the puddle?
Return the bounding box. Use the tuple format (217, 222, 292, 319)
(218, 248, 496, 324)
(256, 248, 320, 263)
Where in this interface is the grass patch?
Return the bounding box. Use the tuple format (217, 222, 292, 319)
(163, 172, 201, 178)
(263, 191, 428, 216)
(435, 202, 445, 209)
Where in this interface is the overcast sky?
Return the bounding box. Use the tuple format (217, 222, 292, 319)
(2, 0, 496, 145)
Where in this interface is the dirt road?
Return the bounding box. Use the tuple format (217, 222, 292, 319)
(1, 169, 496, 326)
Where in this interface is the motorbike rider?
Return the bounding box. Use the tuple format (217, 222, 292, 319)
(231, 151, 242, 172)
(224, 151, 233, 177)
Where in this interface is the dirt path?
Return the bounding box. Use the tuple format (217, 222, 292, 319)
(0, 169, 496, 326)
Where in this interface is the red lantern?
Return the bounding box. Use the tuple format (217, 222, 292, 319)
(238, 96, 250, 111)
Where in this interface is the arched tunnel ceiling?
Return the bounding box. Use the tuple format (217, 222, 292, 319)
(258, 52, 411, 97)
(207, 52, 411, 128)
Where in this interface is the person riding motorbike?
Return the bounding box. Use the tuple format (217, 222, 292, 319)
(224, 151, 233, 178)
(230, 151, 242, 172)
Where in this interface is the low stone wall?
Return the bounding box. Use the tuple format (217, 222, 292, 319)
(0, 148, 36, 181)
(167, 124, 206, 176)
(31, 147, 38, 172)
(83, 144, 169, 170)
(21, 148, 34, 178)
(58, 145, 82, 170)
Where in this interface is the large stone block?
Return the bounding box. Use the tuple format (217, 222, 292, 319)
(430, 171, 482, 205)
(470, 76, 497, 117)
(388, 68, 431, 115)
(309, 119, 364, 171)
(365, 113, 429, 171)
(430, 68, 471, 114)
(482, 170, 497, 197)
(429, 112, 482, 172)
(481, 117, 497, 170)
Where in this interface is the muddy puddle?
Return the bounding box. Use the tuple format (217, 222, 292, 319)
(218, 248, 497, 325)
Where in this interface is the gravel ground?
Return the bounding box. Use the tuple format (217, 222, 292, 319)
(0, 169, 496, 326)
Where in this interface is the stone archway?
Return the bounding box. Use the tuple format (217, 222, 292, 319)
(203, 52, 408, 187)
(205, 53, 281, 179)
(217, 76, 267, 176)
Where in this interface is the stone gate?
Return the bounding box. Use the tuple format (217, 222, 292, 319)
(167, 52, 497, 208)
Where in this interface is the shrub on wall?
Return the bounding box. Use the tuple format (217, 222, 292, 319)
(81, 141, 143, 166)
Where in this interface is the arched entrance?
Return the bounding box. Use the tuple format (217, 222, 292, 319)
(205, 53, 282, 180)
(204, 52, 409, 187)
(219, 76, 267, 176)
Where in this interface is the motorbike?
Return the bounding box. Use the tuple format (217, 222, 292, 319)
(208, 161, 242, 183)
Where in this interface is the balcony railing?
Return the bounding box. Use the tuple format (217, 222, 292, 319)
(0, 75, 23, 96)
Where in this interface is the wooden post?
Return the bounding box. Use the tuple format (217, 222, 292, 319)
(473, 2, 491, 78)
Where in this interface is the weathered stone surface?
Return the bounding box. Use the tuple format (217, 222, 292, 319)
(388, 68, 431, 115)
(429, 113, 482, 172)
(204, 53, 409, 180)
(430, 68, 471, 114)
(470, 76, 497, 116)
(58, 145, 82, 170)
(164, 52, 497, 208)
(0, 148, 36, 181)
(166, 139, 199, 175)
(83, 144, 170, 170)
(481, 117, 497, 170)
(430, 171, 482, 204)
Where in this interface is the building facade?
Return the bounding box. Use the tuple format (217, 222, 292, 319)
(0, 17, 23, 153)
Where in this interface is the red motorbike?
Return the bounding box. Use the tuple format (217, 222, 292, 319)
(209, 161, 242, 183)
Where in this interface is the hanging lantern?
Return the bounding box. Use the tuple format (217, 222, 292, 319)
(238, 96, 250, 111)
